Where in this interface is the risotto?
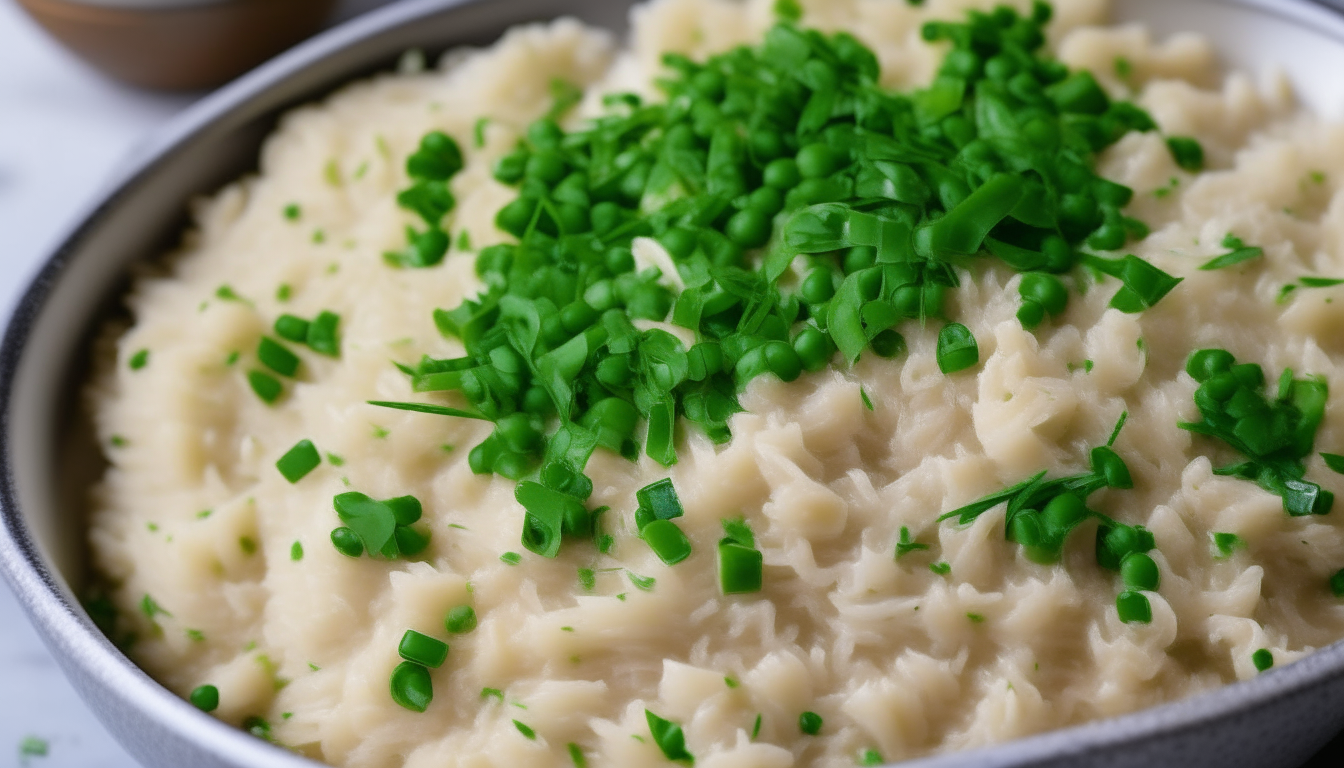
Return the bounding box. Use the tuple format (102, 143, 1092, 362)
(85, 0, 1344, 766)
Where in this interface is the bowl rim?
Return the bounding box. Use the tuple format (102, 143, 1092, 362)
(4, 0, 1344, 766)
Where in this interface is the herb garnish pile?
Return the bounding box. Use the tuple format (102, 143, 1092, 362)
(376, 1, 1184, 560)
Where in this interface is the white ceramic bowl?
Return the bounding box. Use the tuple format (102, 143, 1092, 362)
(3, 1, 1344, 766)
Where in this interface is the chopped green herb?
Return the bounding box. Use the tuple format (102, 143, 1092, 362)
(774, 0, 802, 21)
(307, 311, 341, 356)
(110, 435, 128, 447)
(390, 662, 433, 712)
(247, 370, 283, 404)
(215, 285, 248, 303)
(324, 159, 342, 187)
(290, 541, 304, 561)
(1180, 350, 1332, 517)
(500, 551, 522, 565)
(482, 687, 504, 701)
(1301, 277, 1344, 288)
(1324, 453, 1344, 474)
(140, 594, 171, 621)
(860, 386, 874, 411)
(276, 284, 292, 301)
(1114, 56, 1132, 79)
(967, 612, 985, 623)
(641, 519, 693, 565)
(276, 439, 321, 482)
(578, 568, 596, 591)
(326, 452, 345, 466)
(225, 351, 240, 366)
(186, 629, 205, 642)
(936, 323, 978, 374)
(859, 749, 884, 766)
(646, 710, 694, 764)
(929, 562, 951, 575)
(258, 337, 299, 377)
(473, 117, 490, 148)
(371, 425, 390, 439)
(895, 526, 928, 558)
(239, 536, 257, 555)
(312, 229, 326, 244)
(627, 571, 656, 591)
(724, 677, 739, 689)
(398, 630, 448, 668)
(128, 349, 149, 370)
(283, 203, 301, 221)
(567, 742, 588, 768)
(751, 713, 762, 740)
(1212, 532, 1246, 559)
(1200, 235, 1263, 271)
(1167, 136, 1205, 172)
(513, 720, 536, 739)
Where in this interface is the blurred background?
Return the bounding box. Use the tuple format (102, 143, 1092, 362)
(1, 0, 1343, 765)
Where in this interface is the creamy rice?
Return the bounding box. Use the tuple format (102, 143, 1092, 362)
(87, 0, 1344, 766)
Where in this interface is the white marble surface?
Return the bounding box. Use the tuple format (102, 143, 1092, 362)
(0, 2, 389, 764)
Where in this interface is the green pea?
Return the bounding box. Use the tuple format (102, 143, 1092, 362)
(763, 341, 803, 382)
(627, 284, 673, 320)
(522, 386, 553, 415)
(1094, 178, 1134, 208)
(659, 227, 699, 259)
(733, 344, 770, 382)
(620, 162, 652, 201)
(498, 413, 541, 453)
(763, 158, 801, 190)
(445, 605, 477, 634)
(1019, 272, 1068, 316)
(892, 285, 921, 318)
(560, 300, 599, 333)
(1041, 235, 1075, 272)
(584, 279, 617, 311)
(1017, 300, 1045, 330)
(1231, 363, 1264, 389)
(726, 208, 771, 248)
(495, 197, 538, 238)
(331, 527, 363, 558)
(1090, 446, 1134, 489)
(1087, 223, 1126, 251)
(1186, 349, 1236, 382)
(800, 268, 836, 305)
(525, 151, 568, 186)
(1010, 511, 1044, 547)
(1116, 590, 1152, 623)
(1120, 551, 1160, 591)
(793, 327, 833, 371)
(493, 149, 529, 184)
(985, 54, 1017, 81)
(605, 247, 636, 274)
(747, 186, 784, 216)
(796, 143, 845, 179)
(1042, 492, 1088, 533)
(843, 246, 877, 274)
(750, 129, 786, 161)
(870, 330, 906, 359)
(390, 662, 434, 712)
(555, 203, 590, 234)
(394, 525, 430, 556)
(1201, 372, 1239, 402)
(596, 353, 633, 387)
(189, 685, 219, 712)
(691, 69, 725, 99)
(591, 202, 625, 236)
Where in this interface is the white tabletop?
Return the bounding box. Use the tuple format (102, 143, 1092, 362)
(0, 2, 388, 764)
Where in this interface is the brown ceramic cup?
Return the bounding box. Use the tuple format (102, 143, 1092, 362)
(16, 0, 338, 90)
